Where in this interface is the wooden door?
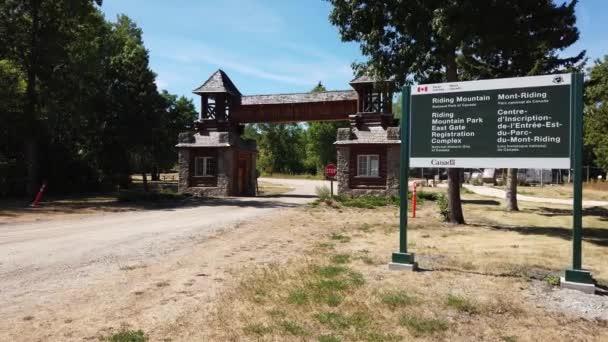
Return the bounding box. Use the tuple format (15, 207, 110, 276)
(237, 153, 248, 195)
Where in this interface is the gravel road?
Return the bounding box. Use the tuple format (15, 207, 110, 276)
(462, 184, 608, 207)
(0, 178, 329, 322)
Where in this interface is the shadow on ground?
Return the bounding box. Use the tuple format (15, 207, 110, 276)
(468, 222, 608, 247)
(0, 193, 305, 221)
(462, 199, 501, 206)
(537, 206, 608, 221)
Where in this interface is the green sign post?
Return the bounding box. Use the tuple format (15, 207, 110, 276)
(389, 86, 417, 270)
(564, 73, 595, 288)
(391, 73, 595, 291)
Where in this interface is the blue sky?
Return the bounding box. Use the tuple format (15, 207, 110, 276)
(100, 0, 607, 109)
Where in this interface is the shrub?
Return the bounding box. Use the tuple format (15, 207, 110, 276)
(436, 193, 450, 221)
(336, 195, 399, 208)
(104, 329, 147, 342)
(416, 190, 440, 201)
(315, 186, 332, 201)
(544, 274, 560, 286)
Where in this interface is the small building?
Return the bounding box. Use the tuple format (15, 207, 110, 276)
(335, 76, 400, 196)
(176, 70, 257, 196)
(177, 69, 400, 197)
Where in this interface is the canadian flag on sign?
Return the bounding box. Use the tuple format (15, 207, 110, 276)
(417, 86, 428, 92)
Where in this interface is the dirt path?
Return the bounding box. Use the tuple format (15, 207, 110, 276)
(462, 184, 608, 207)
(0, 178, 328, 341)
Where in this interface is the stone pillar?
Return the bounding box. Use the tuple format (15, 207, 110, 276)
(337, 146, 350, 196)
(217, 148, 231, 196)
(386, 145, 400, 196)
(178, 148, 190, 193)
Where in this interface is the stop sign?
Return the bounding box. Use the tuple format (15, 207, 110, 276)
(324, 164, 337, 178)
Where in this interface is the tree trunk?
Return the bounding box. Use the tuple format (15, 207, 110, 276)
(505, 168, 519, 211)
(151, 166, 160, 181)
(24, 0, 40, 196)
(445, 48, 465, 224)
(24, 138, 39, 196)
(141, 172, 149, 192)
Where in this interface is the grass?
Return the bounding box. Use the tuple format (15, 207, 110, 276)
(380, 290, 417, 310)
(314, 265, 349, 278)
(330, 233, 351, 243)
(278, 320, 308, 336)
(103, 329, 147, 342)
(287, 289, 308, 305)
(334, 195, 399, 209)
(318, 334, 341, 342)
(313, 312, 350, 329)
(445, 294, 480, 314)
(209, 197, 608, 341)
(330, 254, 351, 264)
(243, 323, 273, 336)
(399, 315, 449, 337)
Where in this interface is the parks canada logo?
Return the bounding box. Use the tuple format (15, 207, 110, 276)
(431, 159, 456, 166)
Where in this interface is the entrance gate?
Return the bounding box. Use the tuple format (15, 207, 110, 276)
(176, 69, 400, 197)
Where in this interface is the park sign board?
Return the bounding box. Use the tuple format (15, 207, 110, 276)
(409, 74, 572, 168)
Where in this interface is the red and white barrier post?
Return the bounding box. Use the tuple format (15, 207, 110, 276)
(411, 181, 417, 218)
(31, 180, 47, 207)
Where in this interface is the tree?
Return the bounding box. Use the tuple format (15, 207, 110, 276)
(585, 56, 608, 172)
(252, 123, 307, 174)
(0, 0, 103, 194)
(151, 91, 197, 180)
(305, 82, 349, 172)
(455, 2, 584, 211)
(328, 0, 583, 223)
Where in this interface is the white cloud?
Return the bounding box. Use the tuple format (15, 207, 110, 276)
(156, 39, 353, 89)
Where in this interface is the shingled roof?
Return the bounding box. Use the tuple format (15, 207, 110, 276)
(193, 69, 242, 97)
(241, 90, 357, 105)
(349, 75, 377, 84)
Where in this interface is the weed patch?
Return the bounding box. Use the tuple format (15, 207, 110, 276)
(399, 314, 448, 337)
(331, 254, 351, 264)
(243, 323, 273, 336)
(103, 328, 147, 342)
(315, 265, 349, 278)
(358, 223, 372, 232)
(287, 289, 308, 305)
(366, 331, 403, 341)
(380, 290, 416, 310)
(544, 274, 560, 286)
(330, 233, 351, 243)
(278, 320, 308, 336)
(319, 334, 342, 342)
(334, 195, 400, 209)
(313, 312, 350, 329)
(445, 294, 479, 314)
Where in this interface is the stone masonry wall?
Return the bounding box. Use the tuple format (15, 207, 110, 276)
(336, 145, 400, 197)
(386, 145, 400, 196)
(179, 147, 232, 197)
(337, 146, 350, 195)
(177, 148, 190, 193)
